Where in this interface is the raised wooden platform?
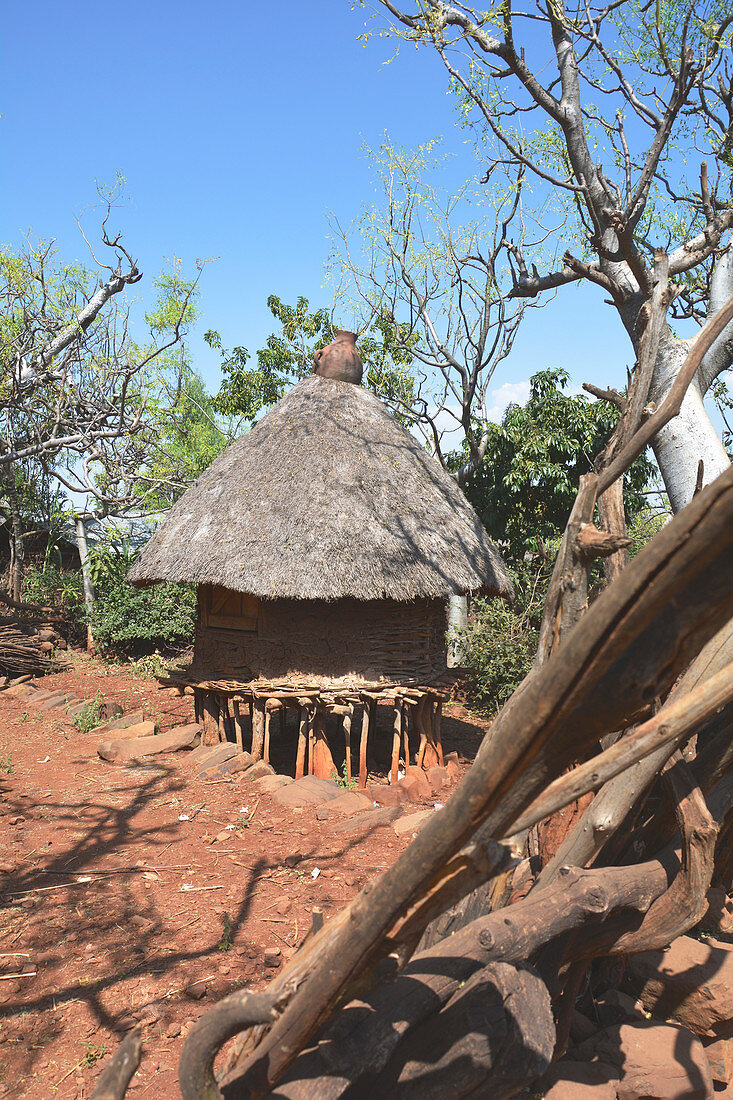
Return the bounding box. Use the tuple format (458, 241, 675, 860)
(159, 671, 452, 788)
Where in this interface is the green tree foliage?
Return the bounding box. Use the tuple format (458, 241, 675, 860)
(208, 294, 416, 423)
(454, 369, 657, 560)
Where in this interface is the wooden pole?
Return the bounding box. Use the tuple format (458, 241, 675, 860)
(296, 708, 308, 780)
(433, 698, 444, 768)
(312, 710, 336, 780)
(308, 710, 316, 776)
(359, 705, 369, 790)
(201, 693, 221, 747)
(251, 698, 266, 761)
(232, 700, 244, 753)
(343, 707, 353, 784)
(415, 696, 428, 769)
(402, 701, 410, 767)
(263, 709, 272, 765)
(391, 704, 402, 786)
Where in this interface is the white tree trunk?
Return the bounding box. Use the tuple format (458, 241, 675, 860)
(447, 594, 468, 667)
(650, 250, 733, 513)
(75, 516, 96, 653)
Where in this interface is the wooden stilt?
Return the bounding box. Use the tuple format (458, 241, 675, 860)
(415, 696, 428, 769)
(308, 710, 316, 775)
(312, 710, 336, 780)
(391, 704, 402, 786)
(232, 700, 244, 753)
(201, 693, 221, 747)
(359, 705, 369, 790)
(295, 708, 307, 780)
(402, 701, 410, 766)
(279, 706, 286, 740)
(422, 696, 441, 769)
(433, 698, 444, 767)
(343, 706, 353, 783)
(263, 708, 272, 765)
(251, 698, 266, 760)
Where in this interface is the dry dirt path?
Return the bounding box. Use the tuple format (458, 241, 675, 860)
(0, 655, 482, 1098)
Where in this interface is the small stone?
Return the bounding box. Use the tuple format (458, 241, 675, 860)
(245, 760, 275, 780)
(332, 806, 403, 836)
(284, 853, 303, 868)
(184, 978, 208, 1000)
(166, 1021, 181, 1038)
(315, 807, 330, 821)
(426, 765, 449, 795)
(402, 765, 432, 800)
(255, 774, 293, 794)
(275, 899, 291, 915)
(393, 809, 433, 836)
(264, 947, 282, 968)
(367, 783, 403, 808)
(327, 791, 372, 815)
(0, 862, 16, 874)
(8, 816, 24, 826)
(273, 775, 342, 808)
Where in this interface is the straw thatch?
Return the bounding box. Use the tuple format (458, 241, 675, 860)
(129, 375, 513, 602)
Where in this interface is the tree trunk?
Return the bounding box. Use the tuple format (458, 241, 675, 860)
(447, 594, 468, 667)
(75, 516, 96, 653)
(651, 353, 730, 511)
(3, 466, 24, 604)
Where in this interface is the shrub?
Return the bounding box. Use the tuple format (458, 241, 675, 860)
(23, 563, 85, 620)
(90, 578, 196, 654)
(456, 563, 549, 714)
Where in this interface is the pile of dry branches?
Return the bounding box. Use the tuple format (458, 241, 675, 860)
(93, 281, 733, 1100)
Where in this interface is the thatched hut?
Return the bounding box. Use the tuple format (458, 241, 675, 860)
(129, 373, 511, 782)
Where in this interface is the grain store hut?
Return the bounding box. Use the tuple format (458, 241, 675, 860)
(129, 373, 513, 786)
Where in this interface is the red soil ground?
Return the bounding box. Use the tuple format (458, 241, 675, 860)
(0, 653, 488, 1099)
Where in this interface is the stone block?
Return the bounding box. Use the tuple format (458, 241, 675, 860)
(393, 809, 434, 836)
(200, 751, 254, 780)
(541, 1061, 618, 1100)
(90, 709, 145, 736)
(624, 935, 733, 1037)
(272, 775, 342, 808)
(255, 774, 293, 794)
(703, 1036, 733, 1084)
(194, 743, 238, 775)
(326, 791, 373, 816)
(403, 765, 432, 800)
(574, 1021, 713, 1100)
(426, 765, 449, 795)
(332, 806, 403, 836)
(367, 783, 403, 808)
(245, 760, 275, 780)
(98, 724, 201, 763)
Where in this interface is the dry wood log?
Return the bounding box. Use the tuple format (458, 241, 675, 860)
(223, 465, 733, 1095)
(509, 660, 733, 836)
(312, 712, 335, 780)
(267, 963, 554, 1100)
(91, 1029, 143, 1100)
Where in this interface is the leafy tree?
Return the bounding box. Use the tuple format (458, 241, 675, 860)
(208, 294, 417, 423)
(454, 369, 657, 560)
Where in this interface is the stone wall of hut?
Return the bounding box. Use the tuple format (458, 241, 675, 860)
(193, 587, 448, 684)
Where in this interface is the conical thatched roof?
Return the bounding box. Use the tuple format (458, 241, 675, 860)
(129, 375, 513, 602)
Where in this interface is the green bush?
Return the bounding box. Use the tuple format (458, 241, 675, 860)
(456, 563, 550, 714)
(90, 577, 196, 653)
(24, 563, 86, 620)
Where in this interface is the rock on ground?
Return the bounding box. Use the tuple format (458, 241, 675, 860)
(573, 1021, 714, 1100)
(624, 935, 733, 1037)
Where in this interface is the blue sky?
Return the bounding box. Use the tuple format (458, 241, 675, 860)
(1, 0, 636, 413)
